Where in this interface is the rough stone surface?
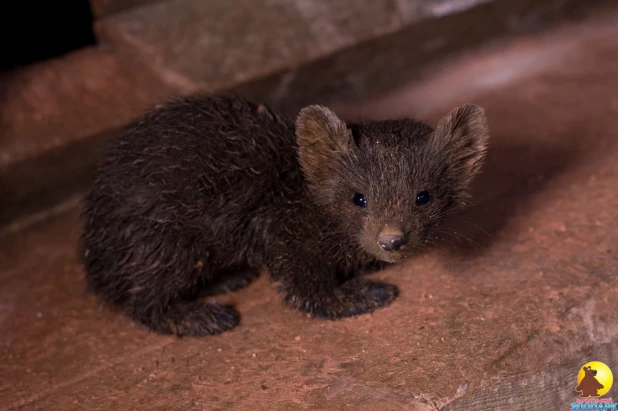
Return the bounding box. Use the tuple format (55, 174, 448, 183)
(89, 0, 161, 18)
(0, 47, 178, 226)
(3, 8, 618, 411)
(0, 47, 174, 167)
(233, 0, 610, 114)
(97, 0, 608, 113)
(94, 0, 497, 94)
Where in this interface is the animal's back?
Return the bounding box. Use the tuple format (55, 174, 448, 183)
(92, 95, 297, 228)
(81, 95, 300, 335)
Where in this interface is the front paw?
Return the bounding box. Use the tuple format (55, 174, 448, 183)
(285, 279, 399, 320)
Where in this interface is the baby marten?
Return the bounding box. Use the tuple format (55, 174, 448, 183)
(82, 94, 489, 337)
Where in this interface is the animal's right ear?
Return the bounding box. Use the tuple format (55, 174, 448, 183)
(296, 105, 355, 185)
(430, 104, 490, 178)
(428, 104, 490, 201)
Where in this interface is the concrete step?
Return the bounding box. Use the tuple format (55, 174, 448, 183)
(0, 48, 179, 227)
(0, 0, 612, 228)
(89, 0, 161, 18)
(96, 0, 608, 110)
(3, 9, 618, 409)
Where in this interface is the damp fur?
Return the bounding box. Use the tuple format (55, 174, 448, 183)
(81, 94, 490, 337)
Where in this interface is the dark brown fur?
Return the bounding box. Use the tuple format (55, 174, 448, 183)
(81, 94, 489, 337)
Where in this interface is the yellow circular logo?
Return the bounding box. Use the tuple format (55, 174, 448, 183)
(576, 361, 613, 397)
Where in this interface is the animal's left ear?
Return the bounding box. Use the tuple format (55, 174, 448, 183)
(296, 105, 355, 187)
(430, 104, 490, 184)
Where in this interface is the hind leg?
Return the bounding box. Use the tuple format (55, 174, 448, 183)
(140, 300, 239, 337)
(199, 267, 260, 297)
(149, 266, 259, 335)
(84, 223, 241, 337)
(125, 264, 243, 337)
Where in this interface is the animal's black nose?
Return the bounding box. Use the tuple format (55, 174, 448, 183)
(378, 233, 407, 252)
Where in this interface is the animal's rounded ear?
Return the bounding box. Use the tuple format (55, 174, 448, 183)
(296, 105, 354, 185)
(296, 105, 353, 153)
(430, 104, 490, 185)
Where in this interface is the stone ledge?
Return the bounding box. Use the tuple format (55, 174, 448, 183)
(89, 0, 162, 18)
(0, 47, 178, 226)
(94, 0, 499, 95)
(233, 0, 612, 113)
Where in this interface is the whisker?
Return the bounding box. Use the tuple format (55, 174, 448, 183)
(461, 220, 492, 238)
(425, 239, 452, 257)
(435, 228, 464, 245)
(434, 227, 485, 252)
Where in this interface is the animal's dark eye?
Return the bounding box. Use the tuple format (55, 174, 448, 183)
(415, 191, 431, 206)
(353, 193, 367, 208)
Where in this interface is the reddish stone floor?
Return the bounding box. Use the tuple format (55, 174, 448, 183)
(2, 9, 618, 411)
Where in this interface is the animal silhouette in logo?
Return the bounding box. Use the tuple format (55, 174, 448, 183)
(576, 365, 605, 397)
